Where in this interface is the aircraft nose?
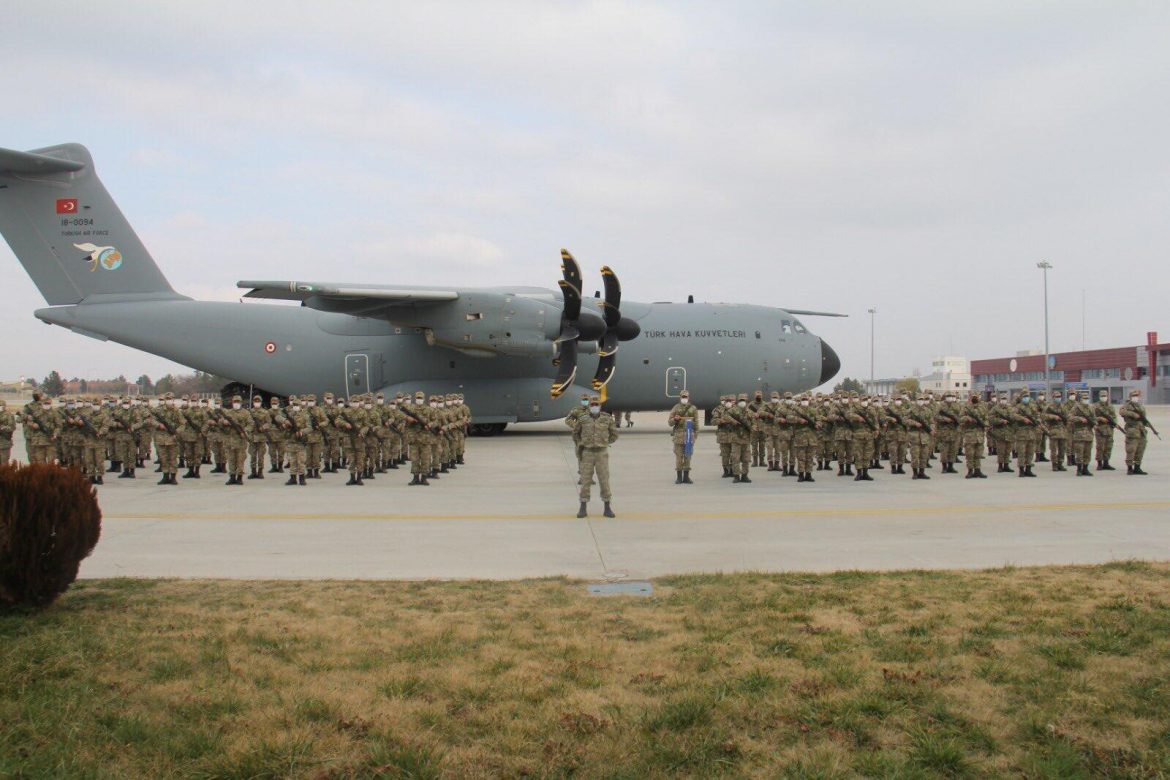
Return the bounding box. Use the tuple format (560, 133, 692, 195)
(819, 339, 841, 385)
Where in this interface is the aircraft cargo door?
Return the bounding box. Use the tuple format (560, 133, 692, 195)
(345, 353, 369, 398)
(665, 366, 686, 397)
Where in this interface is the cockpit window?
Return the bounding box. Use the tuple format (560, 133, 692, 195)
(780, 320, 792, 334)
(792, 319, 807, 334)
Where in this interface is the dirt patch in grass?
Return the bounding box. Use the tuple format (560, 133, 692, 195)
(2, 564, 1169, 777)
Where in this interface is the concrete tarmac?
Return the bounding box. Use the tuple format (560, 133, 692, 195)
(12, 410, 1170, 580)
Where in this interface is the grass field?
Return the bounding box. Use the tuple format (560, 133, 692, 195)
(2, 564, 1169, 778)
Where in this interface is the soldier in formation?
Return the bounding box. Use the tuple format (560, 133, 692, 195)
(667, 390, 698, 484)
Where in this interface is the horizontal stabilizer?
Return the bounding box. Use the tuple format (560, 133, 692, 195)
(783, 309, 848, 318)
(238, 280, 458, 305)
(0, 147, 87, 176)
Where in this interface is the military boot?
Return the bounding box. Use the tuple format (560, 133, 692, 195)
(1127, 464, 1134, 474)
(577, 502, 588, 518)
(298, 474, 306, 485)
(1101, 460, 1115, 471)
(1067, 453, 1076, 467)
(740, 473, 752, 484)
(854, 469, 864, 482)
(285, 475, 297, 486)
(603, 502, 615, 518)
(1036, 452, 1048, 462)
(682, 470, 693, 484)
(157, 473, 169, 485)
(975, 469, 987, 478)
(675, 470, 683, 484)
(805, 471, 815, 482)
(418, 475, 428, 485)
(183, 467, 195, 479)
(95, 475, 104, 485)
(409, 474, 421, 485)
(1083, 465, 1093, 476)
(871, 459, 884, 470)
(457, 455, 465, 464)
(1133, 464, 1147, 475)
(722, 466, 732, 478)
(1026, 466, 1037, 477)
(192, 465, 201, 479)
(248, 468, 260, 479)
(268, 463, 280, 474)
(837, 463, 845, 476)
(109, 460, 122, 473)
(439, 463, 449, 473)
(119, 468, 134, 479)
(387, 460, 399, 470)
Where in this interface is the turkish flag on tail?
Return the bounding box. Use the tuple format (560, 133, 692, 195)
(56, 198, 78, 214)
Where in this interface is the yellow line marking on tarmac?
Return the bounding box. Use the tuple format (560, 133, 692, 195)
(104, 500, 1170, 523)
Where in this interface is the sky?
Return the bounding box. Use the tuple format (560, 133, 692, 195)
(2, 1, 1168, 386)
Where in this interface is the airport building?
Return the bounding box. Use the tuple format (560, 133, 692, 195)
(971, 332, 1169, 404)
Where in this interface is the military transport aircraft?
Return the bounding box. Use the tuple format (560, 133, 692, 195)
(0, 143, 842, 433)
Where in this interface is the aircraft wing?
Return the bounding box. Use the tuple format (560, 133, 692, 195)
(782, 309, 848, 317)
(238, 280, 458, 303)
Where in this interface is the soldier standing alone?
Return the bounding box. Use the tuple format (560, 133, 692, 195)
(667, 390, 698, 484)
(567, 395, 617, 518)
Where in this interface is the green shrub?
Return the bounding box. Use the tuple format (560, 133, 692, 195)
(0, 463, 101, 608)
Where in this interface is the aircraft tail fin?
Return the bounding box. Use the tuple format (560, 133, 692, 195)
(0, 143, 184, 305)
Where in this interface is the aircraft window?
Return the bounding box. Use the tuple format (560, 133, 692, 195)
(781, 320, 792, 334)
(792, 319, 807, 334)
(755, 331, 761, 339)
(465, 313, 483, 321)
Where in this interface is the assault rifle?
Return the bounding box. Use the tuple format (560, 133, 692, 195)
(218, 410, 249, 438)
(150, 408, 177, 436)
(1132, 409, 1161, 439)
(26, 405, 59, 440)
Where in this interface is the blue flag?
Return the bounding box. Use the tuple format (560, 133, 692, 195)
(684, 419, 694, 457)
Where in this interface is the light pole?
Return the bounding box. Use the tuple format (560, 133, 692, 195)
(867, 307, 876, 390)
(1037, 261, 1052, 395)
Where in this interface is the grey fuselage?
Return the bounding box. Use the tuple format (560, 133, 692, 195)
(35, 293, 838, 423)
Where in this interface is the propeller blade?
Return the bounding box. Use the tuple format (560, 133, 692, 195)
(561, 249, 582, 289)
(558, 278, 581, 321)
(551, 340, 578, 398)
(597, 331, 619, 358)
(592, 352, 616, 390)
(554, 323, 580, 344)
(599, 265, 622, 327)
(615, 315, 641, 342)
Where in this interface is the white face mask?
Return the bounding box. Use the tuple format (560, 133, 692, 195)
(350, 402, 359, 409)
(786, 399, 795, 405)
(292, 404, 301, 411)
(308, 401, 316, 407)
(377, 399, 385, 406)
(589, 405, 601, 414)
(325, 399, 334, 406)
(801, 401, 809, 407)
(918, 401, 927, 406)
(723, 401, 732, 408)
(429, 402, 437, 408)
(894, 400, 902, 406)
(365, 403, 373, 409)
(253, 402, 262, 408)
(181, 401, 189, 407)
(738, 401, 747, 408)
(861, 402, 869, 408)
(681, 397, 690, 404)
(232, 403, 241, 410)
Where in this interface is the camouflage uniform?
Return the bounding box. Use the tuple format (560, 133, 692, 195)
(23, 398, 60, 465)
(248, 398, 273, 479)
(830, 395, 855, 475)
(133, 398, 153, 468)
(816, 398, 835, 470)
(848, 399, 879, 481)
(1119, 393, 1150, 474)
(988, 396, 1015, 472)
(304, 395, 329, 478)
(1043, 391, 1069, 471)
(1034, 393, 1050, 462)
(723, 394, 753, 482)
(882, 398, 910, 474)
(567, 394, 591, 470)
(789, 397, 820, 482)
(933, 396, 962, 474)
(266, 397, 286, 473)
(58, 399, 87, 468)
(207, 399, 228, 473)
(0, 401, 16, 465)
(776, 394, 798, 475)
(1093, 392, 1118, 470)
(747, 392, 766, 467)
(711, 396, 733, 478)
(667, 394, 698, 482)
(906, 398, 934, 479)
(1066, 392, 1095, 475)
(219, 396, 255, 484)
(81, 400, 110, 483)
(278, 396, 312, 484)
(403, 392, 432, 484)
(1010, 394, 1042, 477)
(363, 396, 382, 479)
(110, 400, 141, 477)
(959, 395, 988, 478)
(150, 394, 184, 485)
(337, 396, 370, 484)
(322, 393, 343, 471)
(567, 397, 618, 516)
(179, 397, 207, 479)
